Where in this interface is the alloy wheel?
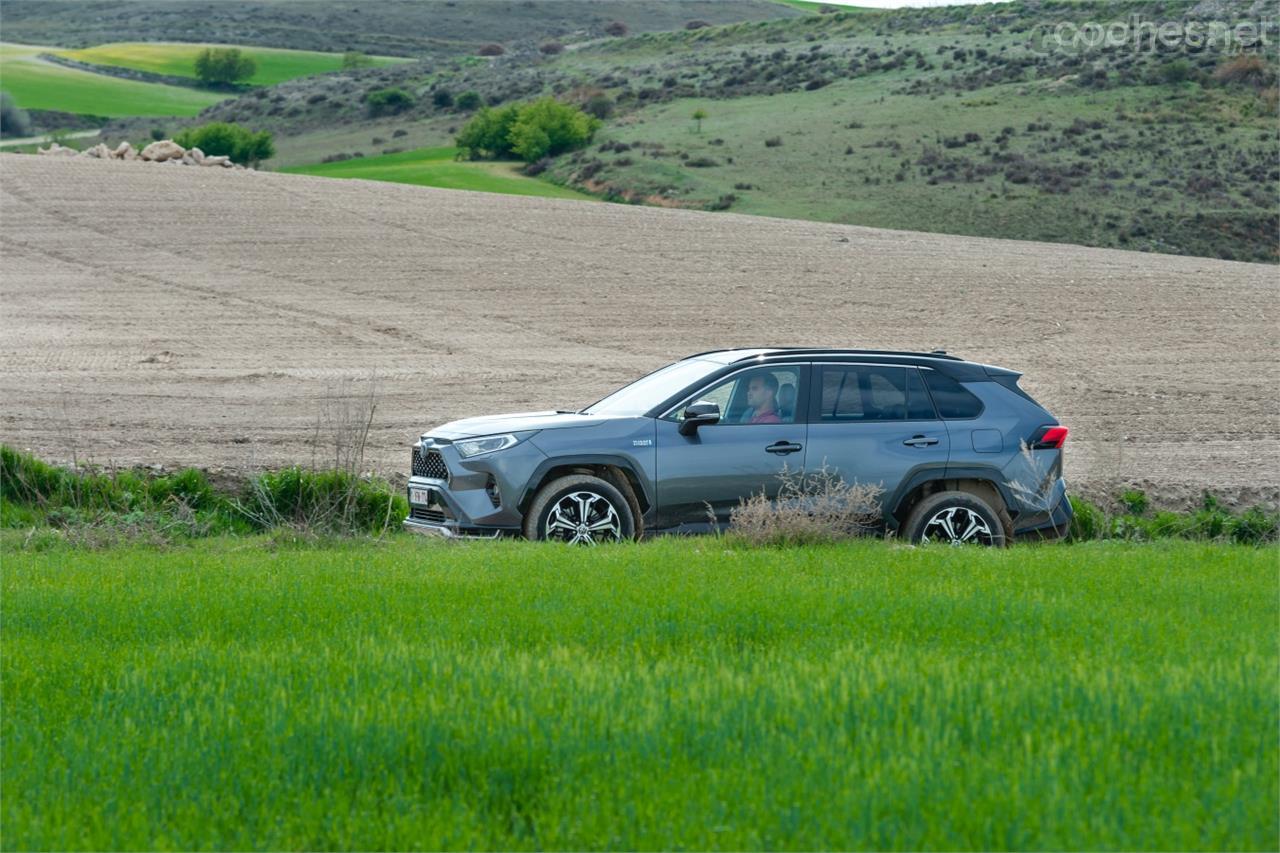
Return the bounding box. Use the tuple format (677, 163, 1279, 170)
(920, 506, 995, 546)
(544, 491, 623, 545)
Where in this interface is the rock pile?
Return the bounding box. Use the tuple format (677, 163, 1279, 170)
(36, 139, 248, 169)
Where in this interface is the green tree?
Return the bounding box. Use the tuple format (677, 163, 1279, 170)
(341, 51, 373, 70)
(509, 98, 600, 161)
(174, 122, 275, 165)
(456, 98, 600, 163)
(455, 91, 483, 111)
(454, 104, 520, 159)
(692, 107, 708, 133)
(193, 48, 257, 86)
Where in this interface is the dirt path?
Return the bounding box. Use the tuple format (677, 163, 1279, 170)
(1, 155, 1276, 508)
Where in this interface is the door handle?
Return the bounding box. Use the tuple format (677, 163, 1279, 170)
(766, 441, 803, 455)
(903, 435, 939, 447)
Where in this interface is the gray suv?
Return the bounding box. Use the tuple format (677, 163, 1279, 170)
(404, 348, 1071, 545)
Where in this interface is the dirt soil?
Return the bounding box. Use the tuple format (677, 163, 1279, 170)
(2, 155, 1276, 509)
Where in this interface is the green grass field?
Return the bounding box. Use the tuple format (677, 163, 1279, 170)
(58, 42, 411, 87)
(0, 43, 226, 117)
(4, 537, 1276, 850)
(283, 145, 598, 201)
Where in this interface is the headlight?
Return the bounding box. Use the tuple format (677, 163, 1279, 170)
(454, 433, 523, 458)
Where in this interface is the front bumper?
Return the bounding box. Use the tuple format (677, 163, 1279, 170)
(404, 436, 544, 539)
(402, 515, 507, 539)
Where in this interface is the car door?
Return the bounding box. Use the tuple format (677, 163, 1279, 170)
(803, 364, 949, 507)
(654, 364, 809, 528)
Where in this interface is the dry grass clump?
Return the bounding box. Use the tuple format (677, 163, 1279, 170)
(727, 464, 882, 546)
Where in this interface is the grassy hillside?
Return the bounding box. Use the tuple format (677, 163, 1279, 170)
(0, 0, 802, 56)
(59, 42, 411, 86)
(192, 0, 1275, 261)
(5, 537, 1276, 849)
(283, 145, 597, 200)
(0, 42, 226, 117)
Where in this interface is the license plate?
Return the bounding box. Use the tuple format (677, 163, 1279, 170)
(410, 487, 434, 505)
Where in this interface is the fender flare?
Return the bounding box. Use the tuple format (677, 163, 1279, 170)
(885, 464, 1017, 529)
(519, 454, 654, 515)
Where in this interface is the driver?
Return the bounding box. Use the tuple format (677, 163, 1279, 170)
(745, 373, 782, 424)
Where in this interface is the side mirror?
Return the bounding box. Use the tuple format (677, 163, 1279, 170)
(678, 401, 721, 436)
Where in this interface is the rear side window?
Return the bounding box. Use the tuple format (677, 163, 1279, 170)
(816, 366, 937, 421)
(923, 371, 984, 419)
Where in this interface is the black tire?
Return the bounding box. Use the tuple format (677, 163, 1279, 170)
(523, 474, 636, 544)
(903, 490, 1008, 547)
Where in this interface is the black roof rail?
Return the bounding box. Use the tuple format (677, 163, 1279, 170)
(729, 347, 965, 362)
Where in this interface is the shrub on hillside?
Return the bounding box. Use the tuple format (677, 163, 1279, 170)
(1211, 54, 1274, 88)
(539, 41, 565, 55)
(193, 47, 257, 86)
(432, 89, 454, 108)
(455, 90, 483, 111)
(174, 122, 275, 165)
(365, 87, 415, 117)
(583, 93, 614, 119)
(477, 43, 506, 57)
(342, 51, 373, 70)
(456, 97, 600, 162)
(604, 21, 628, 37)
(0, 92, 32, 138)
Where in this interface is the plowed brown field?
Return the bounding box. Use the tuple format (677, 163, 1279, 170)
(2, 156, 1276, 507)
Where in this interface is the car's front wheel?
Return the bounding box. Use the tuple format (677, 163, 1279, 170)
(523, 474, 636, 544)
(903, 490, 1008, 547)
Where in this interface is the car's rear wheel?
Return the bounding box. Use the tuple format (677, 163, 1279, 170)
(903, 490, 1007, 547)
(523, 474, 636, 544)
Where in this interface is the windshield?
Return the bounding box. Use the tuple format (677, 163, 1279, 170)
(582, 358, 724, 417)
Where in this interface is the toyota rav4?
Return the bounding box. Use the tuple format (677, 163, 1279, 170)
(405, 348, 1071, 545)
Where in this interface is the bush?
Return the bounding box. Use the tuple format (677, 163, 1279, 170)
(685, 20, 711, 30)
(1231, 506, 1280, 545)
(1211, 54, 1274, 88)
(477, 43, 506, 57)
(341, 51, 373, 70)
(583, 93, 614, 119)
(0, 92, 32, 138)
(365, 87, 415, 117)
(1157, 59, 1193, 85)
(604, 20, 628, 37)
(539, 41, 564, 55)
(764, 136, 783, 147)
(432, 89, 454, 109)
(455, 90, 482, 111)
(1068, 496, 1104, 542)
(240, 467, 404, 536)
(1067, 491, 1279, 545)
(193, 47, 257, 86)
(1119, 489, 1148, 515)
(173, 122, 275, 165)
(728, 466, 882, 547)
(684, 156, 719, 167)
(2, 444, 407, 542)
(456, 97, 600, 163)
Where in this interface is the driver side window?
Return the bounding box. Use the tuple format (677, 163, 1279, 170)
(670, 367, 800, 425)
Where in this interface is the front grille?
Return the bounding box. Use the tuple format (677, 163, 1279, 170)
(410, 505, 447, 524)
(411, 446, 449, 480)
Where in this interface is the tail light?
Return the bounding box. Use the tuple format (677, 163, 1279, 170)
(1030, 425, 1068, 450)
